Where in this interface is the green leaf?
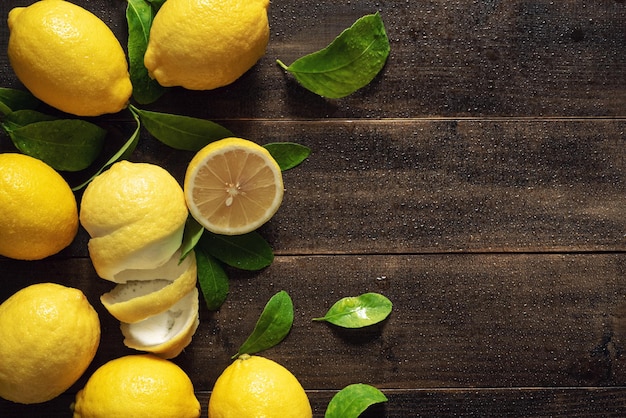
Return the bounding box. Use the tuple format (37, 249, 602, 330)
(1, 109, 56, 132)
(313, 293, 392, 328)
(199, 231, 274, 271)
(71, 109, 141, 190)
(5, 114, 106, 172)
(325, 384, 388, 418)
(180, 216, 205, 262)
(233, 290, 294, 359)
(196, 246, 229, 311)
(0, 88, 39, 115)
(264, 142, 311, 171)
(277, 13, 390, 99)
(126, 0, 166, 104)
(131, 106, 233, 151)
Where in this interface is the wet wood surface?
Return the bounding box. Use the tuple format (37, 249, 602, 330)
(1, 0, 625, 416)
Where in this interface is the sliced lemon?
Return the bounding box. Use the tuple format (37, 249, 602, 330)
(184, 137, 284, 235)
(100, 251, 197, 324)
(120, 288, 200, 359)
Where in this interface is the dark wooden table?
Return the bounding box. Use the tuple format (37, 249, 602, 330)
(1, 0, 625, 416)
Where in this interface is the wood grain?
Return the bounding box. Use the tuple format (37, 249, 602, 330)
(0, 0, 625, 416)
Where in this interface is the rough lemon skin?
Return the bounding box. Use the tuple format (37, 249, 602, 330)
(7, 0, 132, 116)
(0, 153, 78, 260)
(144, 0, 270, 90)
(0, 283, 100, 404)
(79, 161, 189, 282)
(73, 354, 200, 418)
(208, 354, 312, 418)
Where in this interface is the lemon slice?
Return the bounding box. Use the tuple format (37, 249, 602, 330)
(100, 251, 197, 324)
(184, 137, 284, 235)
(120, 288, 200, 359)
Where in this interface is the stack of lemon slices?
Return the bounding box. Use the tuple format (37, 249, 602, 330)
(80, 161, 198, 359)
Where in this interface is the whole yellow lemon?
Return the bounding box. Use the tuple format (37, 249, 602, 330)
(144, 0, 270, 90)
(208, 354, 312, 418)
(73, 354, 200, 418)
(0, 283, 100, 404)
(0, 153, 78, 260)
(7, 0, 132, 116)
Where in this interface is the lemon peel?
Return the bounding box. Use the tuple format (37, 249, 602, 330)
(80, 161, 199, 358)
(100, 251, 197, 324)
(121, 288, 200, 359)
(80, 161, 188, 282)
(7, 0, 132, 116)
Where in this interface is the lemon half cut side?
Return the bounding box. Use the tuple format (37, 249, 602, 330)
(184, 137, 284, 236)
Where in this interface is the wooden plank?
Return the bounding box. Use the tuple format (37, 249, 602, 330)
(3, 118, 621, 256)
(1, 1, 625, 118)
(4, 388, 626, 417)
(1, 253, 625, 415)
(1, 253, 624, 390)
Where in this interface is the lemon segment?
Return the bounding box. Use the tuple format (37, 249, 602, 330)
(208, 354, 312, 418)
(100, 251, 197, 323)
(144, 0, 270, 90)
(0, 153, 78, 260)
(7, 0, 132, 116)
(184, 137, 284, 235)
(0, 283, 100, 404)
(121, 288, 200, 359)
(73, 354, 200, 418)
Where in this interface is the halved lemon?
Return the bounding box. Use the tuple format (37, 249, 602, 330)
(184, 137, 284, 235)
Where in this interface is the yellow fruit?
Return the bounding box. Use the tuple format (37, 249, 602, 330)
(208, 354, 312, 418)
(184, 137, 284, 235)
(7, 0, 132, 116)
(73, 354, 200, 418)
(0, 153, 78, 260)
(121, 287, 200, 359)
(80, 161, 189, 282)
(0, 283, 100, 404)
(144, 0, 270, 90)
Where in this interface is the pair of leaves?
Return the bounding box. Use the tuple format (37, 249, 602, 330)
(195, 229, 275, 311)
(314, 292, 392, 328)
(278, 13, 390, 99)
(131, 105, 312, 168)
(0, 88, 110, 174)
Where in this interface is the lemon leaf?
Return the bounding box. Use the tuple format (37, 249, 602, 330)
(264, 142, 311, 171)
(131, 106, 233, 151)
(180, 216, 205, 262)
(325, 384, 388, 418)
(4, 111, 106, 172)
(277, 13, 390, 99)
(199, 231, 274, 271)
(233, 290, 294, 359)
(126, 0, 166, 104)
(0, 88, 40, 115)
(196, 246, 229, 311)
(1, 109, 55, 132)
(313, 293, 392, 328)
